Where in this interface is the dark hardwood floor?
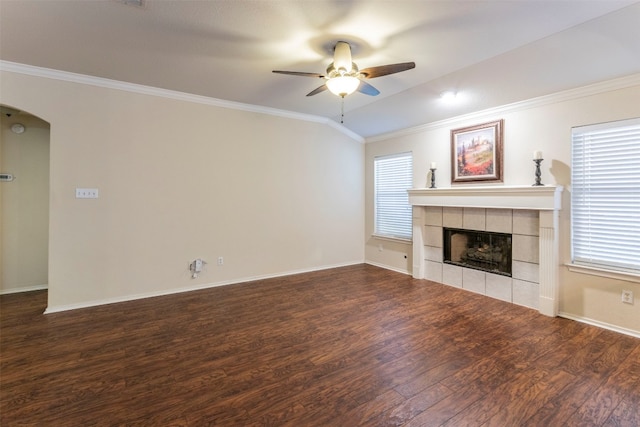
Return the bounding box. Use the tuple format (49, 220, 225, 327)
(1, 264, 639, 426)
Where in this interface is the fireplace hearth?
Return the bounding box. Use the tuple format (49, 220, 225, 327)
(443, 228, 512, 276)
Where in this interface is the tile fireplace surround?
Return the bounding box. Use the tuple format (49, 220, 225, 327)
(408, 186, 563, 317)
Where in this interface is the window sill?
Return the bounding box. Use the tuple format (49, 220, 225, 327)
(565, 263, 640, 284)
(372, 234, 412, 245)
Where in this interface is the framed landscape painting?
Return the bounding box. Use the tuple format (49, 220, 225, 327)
(451, 119, 503, 183)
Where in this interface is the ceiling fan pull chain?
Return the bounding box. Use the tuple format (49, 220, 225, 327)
(340, 96, 345, 124)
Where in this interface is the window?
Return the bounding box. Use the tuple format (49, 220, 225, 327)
(571, 117, 640, 275)
(374, 152, 413, 240)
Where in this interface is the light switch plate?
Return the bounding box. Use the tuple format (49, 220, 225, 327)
(76, 188, 99, 199)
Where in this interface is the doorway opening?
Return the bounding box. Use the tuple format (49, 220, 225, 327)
(0, 105, 50, 311)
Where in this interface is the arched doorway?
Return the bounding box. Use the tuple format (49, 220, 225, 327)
(0, 105, 50, 304)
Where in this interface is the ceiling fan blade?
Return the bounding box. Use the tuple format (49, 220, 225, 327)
(272, 70, 325, 78)
(306, 84, 328, 97)
(357, 80, 380, 96)
(359, 62, 416, 79)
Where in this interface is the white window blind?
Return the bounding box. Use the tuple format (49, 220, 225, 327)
(374, 152, 413, 240)
(571, 117, 640, 274)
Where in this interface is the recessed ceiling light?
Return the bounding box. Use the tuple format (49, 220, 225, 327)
(440, 91, 457, 102)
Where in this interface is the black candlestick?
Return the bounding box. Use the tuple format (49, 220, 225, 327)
(429, 168, 437, 189)
(532, 159, 544, 186)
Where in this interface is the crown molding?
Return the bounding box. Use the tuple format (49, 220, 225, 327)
(7, 60, 632, 146)
(366, 72, 640, 143)
(0, 61, 365, 143)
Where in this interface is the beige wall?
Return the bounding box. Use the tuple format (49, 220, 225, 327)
(0, 112, 50, 293)
(0, 70, 365, 311)
(365, 78, 640, 335)
(2, 66, 636, 335)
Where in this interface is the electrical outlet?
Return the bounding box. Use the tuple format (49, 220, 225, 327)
(621, 290, 633, 305)
(217, 256, 224, 266)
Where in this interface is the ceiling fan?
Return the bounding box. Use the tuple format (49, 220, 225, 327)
(272, 41, 415, 98)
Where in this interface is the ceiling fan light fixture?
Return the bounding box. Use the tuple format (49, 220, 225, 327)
(333, 41, 353, 73)
(272, 41, 414, 100)
(326, 76, 360, 97)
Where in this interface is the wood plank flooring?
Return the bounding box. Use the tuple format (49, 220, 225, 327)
(1, 264, 639, 426)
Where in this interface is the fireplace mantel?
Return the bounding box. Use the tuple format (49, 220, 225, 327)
(408, 185, 563, 211)
(408, 185, 563, 317)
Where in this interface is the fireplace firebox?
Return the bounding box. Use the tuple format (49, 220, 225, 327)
(443, 228, 512, 276)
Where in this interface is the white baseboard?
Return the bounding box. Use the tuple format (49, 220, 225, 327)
(44, 261, 364, 314)
(538, 296, 557, 318)
(558, 311, 640, 339)
(1, 284, 48, 295)
(22, 270, 638, 340)
(365, 261, 411, 276)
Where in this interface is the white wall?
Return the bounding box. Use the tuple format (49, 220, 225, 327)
(0, 70, 365, 311)
(0, 113, 50, 293)
(365, 76, 640, 335)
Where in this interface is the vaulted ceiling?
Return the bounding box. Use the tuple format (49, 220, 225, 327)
(1, 0, 639, 138)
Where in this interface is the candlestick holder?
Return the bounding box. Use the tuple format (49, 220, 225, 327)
(429, 168, 437, 189)
(532, 159, 544, 186)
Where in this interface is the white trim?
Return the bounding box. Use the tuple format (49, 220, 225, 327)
(43, 261, 363, 313)
(572, 116, 640, 134)
(0, 60, 365, 144)
(3, 61, 637, 145)
(365, 261, 411, 276)
(371, 234, 412, 245)
(408, 185, 563, 211)
(565, 263, 640, 284)
(559, 312, 640, 339)
(367, 73, 640, 143)
(0, 284, 48, 295)
(325, 120, 364, 142)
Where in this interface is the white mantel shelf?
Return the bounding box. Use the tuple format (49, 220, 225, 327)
(408, 185, 563, 211)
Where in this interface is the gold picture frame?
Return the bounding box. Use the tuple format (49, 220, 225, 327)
(451, 119, 503, 183)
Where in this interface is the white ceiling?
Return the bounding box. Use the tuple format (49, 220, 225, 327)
(1, 0, 639, 138)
